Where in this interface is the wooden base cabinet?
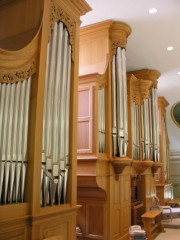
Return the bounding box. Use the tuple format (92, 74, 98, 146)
(77, 162, 131, 240)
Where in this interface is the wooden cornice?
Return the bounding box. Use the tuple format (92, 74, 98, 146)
(158, 96, 169, 109)
(139, 79, 152, 101)
(80, 19, 131, 59)
(109, 21, 131, 56)
(127, 72, 153, 103)
(127, 73, 140, 104)
(129, 69, 160, 88)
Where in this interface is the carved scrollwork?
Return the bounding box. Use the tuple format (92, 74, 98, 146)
(111, 41, 127, 57)
(141, 91, 150, 101)
(132, 91, 140, 104)
(50, 0, 75, 61)
(0, 59, 36, 83)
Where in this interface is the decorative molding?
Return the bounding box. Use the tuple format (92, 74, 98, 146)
(129, 69, 160, 89)
(0, 27, 40, 83)
(50, 0, 75, 61)
(111, 41, 127, 56)
(0, 59, 36, 83)
(109, 21, 131, 58)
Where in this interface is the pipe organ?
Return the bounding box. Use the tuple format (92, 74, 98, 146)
(129, 70, 161, 162)
(0, 0, 90, 239)
(77, 20, 133, 240)
(156, 97, 171, 204)
(77, 19, 169, 238)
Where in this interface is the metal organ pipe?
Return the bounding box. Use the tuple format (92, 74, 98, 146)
(41, 21, 72, 206)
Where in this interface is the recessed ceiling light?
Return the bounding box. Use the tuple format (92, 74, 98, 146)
(178, 72, 180, 75)
(149, 8, 157, 14)
(167, 46, 174, 51)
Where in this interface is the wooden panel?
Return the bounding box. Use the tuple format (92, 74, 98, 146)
(79, 30, 109, 75)
(0, 216, 30, 240)
(77, 189, 107, 239)
(77, 201, 86, 235)
(0, 0, 43, 50)
(121, 175, 131, 235)
(0, 228, 28, 240)
(43, 223, 68, 240)
(112, 173, 131, 238)
(87, 204, 104, 237)
(77, 85, 93, 153)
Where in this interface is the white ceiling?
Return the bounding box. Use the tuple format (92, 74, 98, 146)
(80, 0, 180, 153)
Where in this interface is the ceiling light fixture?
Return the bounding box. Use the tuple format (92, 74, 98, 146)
(178, 72, 180, 75)
(167, 46, 174, 51)
(149, 8, 157, 14)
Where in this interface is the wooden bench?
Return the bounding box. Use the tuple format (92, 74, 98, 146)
(141, 210, 165, 240)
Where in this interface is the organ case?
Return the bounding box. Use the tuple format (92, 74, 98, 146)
(0, 0, 90, 239)
(77, 20, 132, 240)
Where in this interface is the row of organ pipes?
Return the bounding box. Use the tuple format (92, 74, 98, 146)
(111, 47, 128, 157)
(0, 20, 72, 207)
(0, 77, 31, 204)
(97, 48, 160, 163)
(98, 46, 129, 157)
(98, 86, 106, 153)
(130, 73, 160, 162)
(41, 21, 71, 206)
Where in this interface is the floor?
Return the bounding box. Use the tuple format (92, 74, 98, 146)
(155, 213, 180, 240)
(155, 228, 180, 240)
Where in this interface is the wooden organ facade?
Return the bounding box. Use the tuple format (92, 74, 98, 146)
(77, 21, 170, 240)
(0, 0, 90, 240)
(156, 96, 171, 204)
(77, 20, 132, 240)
